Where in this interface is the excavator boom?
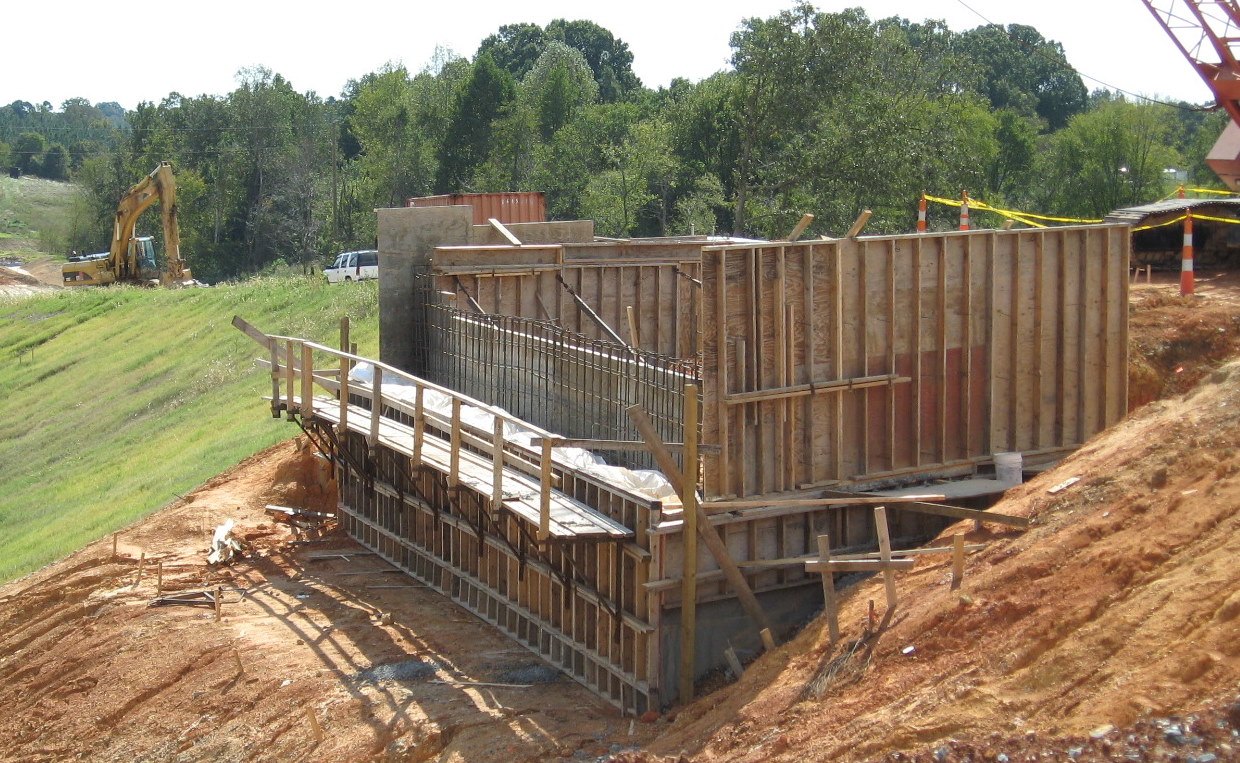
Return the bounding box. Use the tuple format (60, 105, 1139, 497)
(63, 161, 193, 286)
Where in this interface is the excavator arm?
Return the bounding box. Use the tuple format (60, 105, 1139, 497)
(63, 161, 192, 286)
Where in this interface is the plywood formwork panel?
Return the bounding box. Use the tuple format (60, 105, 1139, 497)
(700, 226, 1128, 499)
(432, 241, 705, 359)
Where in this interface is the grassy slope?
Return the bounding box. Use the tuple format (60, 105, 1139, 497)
(0, 175, 77, 259)
(0, 277, 379, 582)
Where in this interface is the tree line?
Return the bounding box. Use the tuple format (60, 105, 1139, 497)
(0, 5, 1222, 283)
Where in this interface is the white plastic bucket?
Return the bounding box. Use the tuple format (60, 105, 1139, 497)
(994, 452, 1023, 486)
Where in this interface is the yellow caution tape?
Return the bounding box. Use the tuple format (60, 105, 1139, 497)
(1185, 187, 1240, 196)
(1132, 213, 1240, 232)
(1132, 215, 1186, 232)
(1188, 212, 1240, 224)
(923, 195, 1103, 225)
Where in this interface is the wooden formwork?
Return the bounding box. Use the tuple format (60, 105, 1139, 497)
(239, 220, 1132, 713)
(699, 227, 1130, 498)
(437, 240, 706, 358)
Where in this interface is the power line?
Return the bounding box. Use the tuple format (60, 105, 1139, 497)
(953, 0, 1215, 112)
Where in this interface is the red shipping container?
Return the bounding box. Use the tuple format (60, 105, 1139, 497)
(407, 192, 546, 224)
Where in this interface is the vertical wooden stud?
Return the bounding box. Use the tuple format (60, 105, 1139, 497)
(214, 585, 223, 621)
(951, 533, 965, 590)
(449, 398, 462, 488)
(412, 386, 424, 466)
(679, 383, 700, 705)
(301, 344, 314, 418)
(285, 340, 296, 417)
(874, 506, 898, 615)
(817, 534, 839, 643)
(491, 414, 505, 513)
(539, 439, 553, 542)
(133, 551, 145, 588)
(368, 366, 383, 448)
(269, 340, 281, 418)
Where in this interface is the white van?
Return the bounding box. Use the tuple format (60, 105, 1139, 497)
(324, 250, 378, 283)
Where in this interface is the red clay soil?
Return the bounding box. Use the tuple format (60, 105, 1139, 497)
(3, 271, 1240, 762)
(631, 273, 1240, 762)
(0, 439, 654, 762)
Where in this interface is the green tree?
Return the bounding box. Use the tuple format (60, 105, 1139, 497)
(1041, 99, 1181, 217)
(545, 19, 641, 101)
(41, 143, 70, 180)
(521, 41, 598, 140)
(476, 23, 547, 79)
(953, 24, 1087, 130)
(12, 132, 46, 175)
(435, 52, 515, 191)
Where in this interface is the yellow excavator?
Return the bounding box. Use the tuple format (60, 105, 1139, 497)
(62, 161, 194, 287)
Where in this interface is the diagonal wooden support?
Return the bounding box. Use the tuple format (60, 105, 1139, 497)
(627, 400, 778, 649)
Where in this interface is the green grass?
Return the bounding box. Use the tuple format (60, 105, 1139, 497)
(0, 276, 379, 582)
(0, 175, 78, 259)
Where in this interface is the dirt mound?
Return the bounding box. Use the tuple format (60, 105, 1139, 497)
(0, 438, 654, 762)
(638, 334, 1240, 760)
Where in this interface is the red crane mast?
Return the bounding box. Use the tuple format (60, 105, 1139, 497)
(1142, 0, 1240, 187)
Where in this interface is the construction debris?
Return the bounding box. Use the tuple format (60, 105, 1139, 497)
(206, 519, 244, 565)
(147, 588, 246, 609)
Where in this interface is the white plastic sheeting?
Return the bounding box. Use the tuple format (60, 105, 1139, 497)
(348, 363, 681, 504)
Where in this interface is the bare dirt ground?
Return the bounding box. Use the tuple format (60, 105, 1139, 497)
(3, 269, 1240, 762)
(0, 440, 655, 762)
(0, 256, 62, 297)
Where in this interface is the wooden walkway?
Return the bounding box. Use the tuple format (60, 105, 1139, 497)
(294, 395, 633, 540)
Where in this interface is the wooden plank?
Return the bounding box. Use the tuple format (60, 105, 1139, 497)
(951, 533, 965, 590)
(412, 386, 424, 466)
(529, 438, 722, 455)
(285, 340, 296, 417)
(912, 237, 923, 466)
(803, 245, 817, 485)
(816, 534, 839, 642)
(491, 415, 504, 513)
(962, 235, 973, 457)
(893, 501, 1029, 528)
(301, 344, 314, 418)
(626, 305, 641, 348)
(488, 217, 524, 246)
(556, 272, 629, 347)
(874, 506, 898, 613)
(539, 439, 553, 541)
(716, 250, 731, 496)
(626, 402, 778, 647)
(832, 246, 844, 479)
(804, 558, 916, 573)
(449, 397, 462, 487)
(724, 374, 910, 404)
(782, 213, 815, 241)
(368, 366, 383, 447)
(338, 319, 350, 433)
(845, 210, 872, 238)
(736, 543, 987, 568)
(886, 241, 896, 472)
(702, 494, 946, 511)
(680, 383, 699, 704)
(269, 341, 281, 417)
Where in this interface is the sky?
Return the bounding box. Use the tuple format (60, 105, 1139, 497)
(0, 0, 1215, 111)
